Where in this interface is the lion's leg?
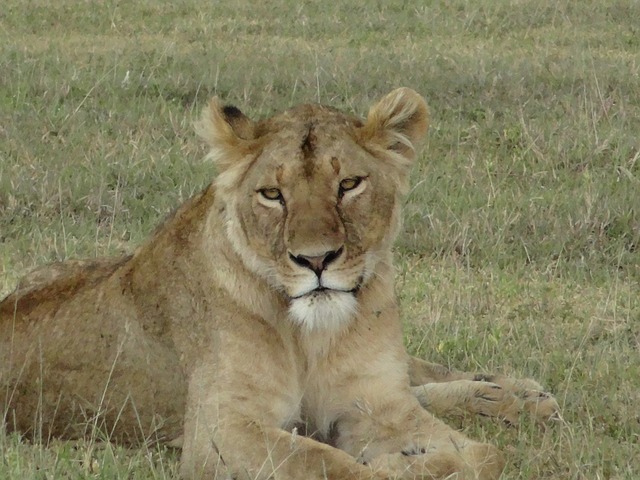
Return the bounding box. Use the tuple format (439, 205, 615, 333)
(411, 380, 523, 424)
(180, 364, 390, 480)
(181, 419, 391, 480)
(408, 356, 560, 424)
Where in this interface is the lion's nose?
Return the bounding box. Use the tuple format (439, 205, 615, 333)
(289, 247, 344, 276)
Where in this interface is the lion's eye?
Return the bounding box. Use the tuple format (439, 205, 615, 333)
(258, 188, 283, 202)
(339, 177, 364, 196)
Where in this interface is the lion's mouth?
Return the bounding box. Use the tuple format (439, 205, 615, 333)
(290, 285, 360, 300)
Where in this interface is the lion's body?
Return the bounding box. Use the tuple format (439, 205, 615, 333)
(0, 191, 218, 443)
(1, 90, 557, 480)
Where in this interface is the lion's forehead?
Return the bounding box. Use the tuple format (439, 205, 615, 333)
(259, 103, 361, 131)
(254, 127, 366, 189)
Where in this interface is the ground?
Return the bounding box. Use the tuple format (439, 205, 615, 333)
(1, 0, 639, 478)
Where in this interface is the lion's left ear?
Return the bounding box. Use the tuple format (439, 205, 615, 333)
(358, 88, 429, 163)
(195, 97, 257, 172)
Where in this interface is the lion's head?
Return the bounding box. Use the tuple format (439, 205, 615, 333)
(197, 88, 429, 332)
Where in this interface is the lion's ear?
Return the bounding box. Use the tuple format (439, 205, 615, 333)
(359, 88, 429, 162)
(195, 97, 256, 171)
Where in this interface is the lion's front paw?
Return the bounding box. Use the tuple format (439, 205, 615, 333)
(368, 442, 504, 480)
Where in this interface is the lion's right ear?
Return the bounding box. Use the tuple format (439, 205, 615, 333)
(195, 97, 256, 171)
(358, 88, 429, 164)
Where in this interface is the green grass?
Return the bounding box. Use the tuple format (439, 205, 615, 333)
(1, 0, 639, 478)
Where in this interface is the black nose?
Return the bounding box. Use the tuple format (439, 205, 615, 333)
(289, 247, 344, 276)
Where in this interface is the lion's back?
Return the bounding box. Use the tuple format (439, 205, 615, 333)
(0, 256, 131, 322)
(0, 254, 186, 443)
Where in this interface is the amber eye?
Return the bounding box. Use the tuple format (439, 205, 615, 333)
(258, 188, 283, 202)
(339, 177, 364, 196)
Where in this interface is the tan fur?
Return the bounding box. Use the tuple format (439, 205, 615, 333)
(1, 89, 556, 479)
(407, 358, 560, 426)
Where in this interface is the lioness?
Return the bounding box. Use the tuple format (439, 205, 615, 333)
(1, 89, 558, 479)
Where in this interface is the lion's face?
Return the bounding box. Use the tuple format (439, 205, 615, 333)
(233, 114, 399, 331)
(197, 89, 429, 331)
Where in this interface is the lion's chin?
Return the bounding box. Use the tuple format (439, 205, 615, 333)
(288, 290, 357, 333)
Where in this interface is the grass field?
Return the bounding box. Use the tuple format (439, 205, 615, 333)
(1, 0, 639, 478)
